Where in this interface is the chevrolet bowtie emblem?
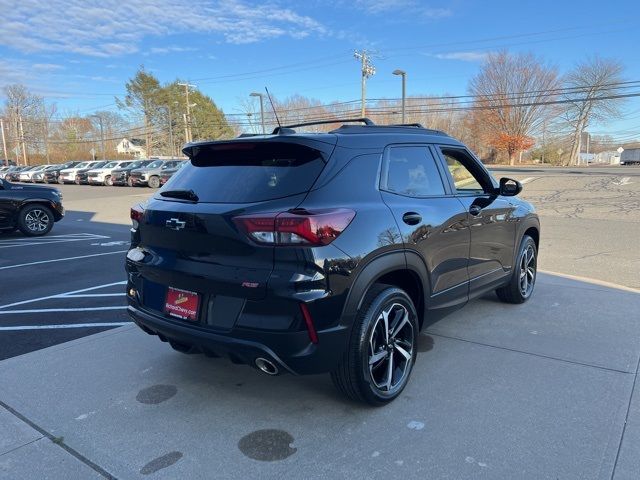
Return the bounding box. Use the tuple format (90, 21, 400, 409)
(166, 218, 186, 231)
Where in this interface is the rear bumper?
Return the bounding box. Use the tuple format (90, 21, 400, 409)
(127, 303, 349, 375)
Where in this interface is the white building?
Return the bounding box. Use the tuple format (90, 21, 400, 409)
(116, 138, 146, 158)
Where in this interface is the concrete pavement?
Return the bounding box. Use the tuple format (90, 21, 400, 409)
(1, 273, 639, 479)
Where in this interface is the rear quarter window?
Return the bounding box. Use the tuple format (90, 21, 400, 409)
(166, 142, 326, 203)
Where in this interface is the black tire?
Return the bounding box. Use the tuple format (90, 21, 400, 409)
(104, 175, 112, 186)
(74, 176, 81, 185)
(18, 204, 54, 237)
(148, 176, 160, 189)
(496, 235, 537, 304)
(331, 285, 418, 406)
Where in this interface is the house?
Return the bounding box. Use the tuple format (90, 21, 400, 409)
(116, 138, 146, 158)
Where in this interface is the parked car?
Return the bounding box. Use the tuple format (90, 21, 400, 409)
(129, 160, 183, 188)
(58, 161, 100, 183)
(59, 161, 95, 184)
(17, 166, 43, 182)
(4, 166, 27, 181)
(0, 177, 64, 236)
(125, 119, 540, 405)
(87, 160, 134, 186)
(111, 160, 153, 186)
(75, 161, 108, 184)
(32, 165, 60, 183)
(159, 161, 186, 186)
(43, 161, 82, 184)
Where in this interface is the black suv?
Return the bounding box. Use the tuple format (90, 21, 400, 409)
(125, 119, 540, 405)
(111, 160, 153, 186)
(0, 177, 64, 235)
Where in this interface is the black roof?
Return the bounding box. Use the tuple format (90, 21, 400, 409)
(184, 118, 463, 155)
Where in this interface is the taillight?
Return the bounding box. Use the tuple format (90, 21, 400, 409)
(130, 204, 145, 229)
(233, 209, 355, 246)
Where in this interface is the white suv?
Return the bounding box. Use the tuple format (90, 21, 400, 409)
(59, 161, 102, 184)
(87, 161, 133, 186)
(19, 165, 48, 182)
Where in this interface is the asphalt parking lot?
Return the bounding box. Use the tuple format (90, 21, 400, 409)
(0, 185, 144, 360)
(1, 168, 639, 479)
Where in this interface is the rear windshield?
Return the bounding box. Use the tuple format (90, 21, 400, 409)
(167, 142, 325, 203)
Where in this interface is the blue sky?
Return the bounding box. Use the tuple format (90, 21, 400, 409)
(1, 0, 639, 139)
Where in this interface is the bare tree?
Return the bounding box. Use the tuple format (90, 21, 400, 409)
(469, 51, 559, 164)
(563, 57, 626, 165)
(2, 84, 45, 164)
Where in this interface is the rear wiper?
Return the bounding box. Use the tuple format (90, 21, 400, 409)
(160, 189, 199, 202)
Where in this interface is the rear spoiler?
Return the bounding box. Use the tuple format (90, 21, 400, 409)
(183, 137, 337, 167)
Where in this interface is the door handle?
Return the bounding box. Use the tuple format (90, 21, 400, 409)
(469, 205, 482, 216)
(402, 212, 422, 225)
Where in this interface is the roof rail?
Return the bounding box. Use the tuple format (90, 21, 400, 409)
(273, 117, 375, 134)
(389, 123, 424, 128)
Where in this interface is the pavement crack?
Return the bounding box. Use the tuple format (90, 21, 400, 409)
(0, 399, 118, 480)
(609, 350, 640, 479)
(0, 436, 43, 458)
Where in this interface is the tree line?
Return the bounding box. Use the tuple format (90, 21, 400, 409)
(1, 53, 635, 166)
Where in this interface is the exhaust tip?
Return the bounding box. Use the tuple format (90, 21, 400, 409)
(255, 357, 279, 375)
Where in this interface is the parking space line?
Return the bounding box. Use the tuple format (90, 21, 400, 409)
(0, 281, 127, 310)
(0, 250, 128, 271)
(63, 293, 125, 298)
(0, 307, 127, 315)
(0, 233, 111, 249)
(0, 322, 130, 331)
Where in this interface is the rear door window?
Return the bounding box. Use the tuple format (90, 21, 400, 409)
(167, 142, 326, 203)
(381, 146, 446, 197)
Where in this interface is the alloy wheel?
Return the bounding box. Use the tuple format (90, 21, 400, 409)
(519, 244, 536, 297)
(24, 209, 50, 233)
(368, 302, 414, 391)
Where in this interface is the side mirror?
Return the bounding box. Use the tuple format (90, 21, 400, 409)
(499, 177, 522, 196)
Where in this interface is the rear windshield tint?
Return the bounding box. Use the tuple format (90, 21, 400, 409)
(167, 142, 325, 203)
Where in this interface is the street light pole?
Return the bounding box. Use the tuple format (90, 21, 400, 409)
(90, 114, 105, 159)
(250, 92, 265, 134)
(392, 69, 406, 124)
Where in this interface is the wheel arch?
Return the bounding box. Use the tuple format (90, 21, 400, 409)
(19, 199, 60, 220)
(341, 250, 430, 330)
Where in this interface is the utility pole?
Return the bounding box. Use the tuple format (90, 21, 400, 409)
(586, 132, 590, 160)
(0, 118, 8, 162)
(178, 82, 196, 143)
(392, 69, 406, 123)
(18, 109, 27, 165)
(183, 113, 189, 144)
(162, 105, 175, 158)
(354, 50, 376, 118)
(90, 114, 105, 160)
(250, 92, 266, 134)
